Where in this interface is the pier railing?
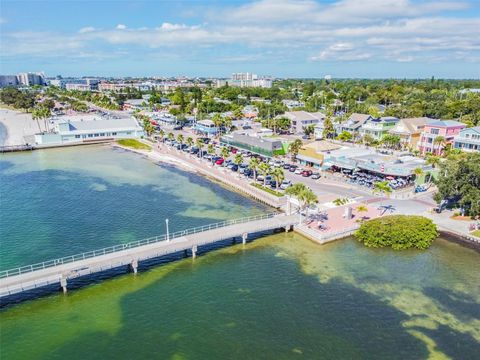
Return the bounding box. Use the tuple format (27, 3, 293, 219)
(0, 212, 280, 279)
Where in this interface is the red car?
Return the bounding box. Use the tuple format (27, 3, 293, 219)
(302, 170, 313, 177)
(215, 158, 225, 165)
(231, 148, 238, 154)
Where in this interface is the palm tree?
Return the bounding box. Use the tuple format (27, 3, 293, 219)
(373, 181, 392, 197)
(167, 132, 174, 141)
(158, 129, 165, 142)
(425, 154, 441, 168)
(433, 136, 446, 156)
(186, 136, 194, 148)
(196, 138, 204, 157)
(298, 188, 318, 216)
(177, 134, 184, 145)
(333, 198, 349, 206)
(356, 204, 368, 222)
(258, 162, 271, 187)
(288, 139, 303, 162)
(286, 183, 307, 213)
(234, 153, 243, 165)
(31, 108, 43, 133)
(271, 167, 285, 191)
(413, 167, 424, 183)
(221, 146, 230, 160)
(249, 157, 260, 181)
(207, 144, 215, 161)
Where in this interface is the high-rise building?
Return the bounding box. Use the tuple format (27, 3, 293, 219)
(0, 75, 19, 87)
(17, 72, 46, 86)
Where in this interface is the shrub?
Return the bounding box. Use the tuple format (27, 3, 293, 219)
(355, 215, 438, 250)
(116, 139, 151, 150)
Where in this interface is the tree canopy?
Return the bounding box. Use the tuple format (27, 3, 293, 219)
(434, 152, 480, 217)
(355, 215, 438, 250)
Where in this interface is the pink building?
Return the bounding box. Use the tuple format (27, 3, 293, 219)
(418, 120, 466, 155)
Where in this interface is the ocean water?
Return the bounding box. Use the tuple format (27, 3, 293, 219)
(0, 145, 479, 359)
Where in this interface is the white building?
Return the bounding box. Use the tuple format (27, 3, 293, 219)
(0, 75, 19, 87)
(18, 72, 46, 86)
(283, 111, 326, 134)
(34, 118, 144, 145)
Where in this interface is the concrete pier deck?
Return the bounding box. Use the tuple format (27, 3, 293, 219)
(0, 213, 298, 298)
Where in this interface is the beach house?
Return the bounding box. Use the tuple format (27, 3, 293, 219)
(389, 117, 433, 149)
(418, 120, 466, 155)
(453, 126, 480, 152)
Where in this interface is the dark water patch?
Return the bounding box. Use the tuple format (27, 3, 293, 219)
(419, 324, 480, 360)
(44, 248, 429, 360)
(423, 287, 480, 321)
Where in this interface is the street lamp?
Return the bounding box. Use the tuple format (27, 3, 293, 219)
(165, 218, 170, 242)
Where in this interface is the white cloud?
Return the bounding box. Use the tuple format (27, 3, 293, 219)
(78, 27, 95, 34)
(0, 0, 478, 66)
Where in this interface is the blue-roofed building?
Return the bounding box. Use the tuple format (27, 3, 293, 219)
(453, 126, 480, 152)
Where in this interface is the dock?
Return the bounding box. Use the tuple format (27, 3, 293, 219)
(0, 213, 298, 298)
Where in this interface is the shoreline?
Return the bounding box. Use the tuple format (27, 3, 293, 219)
(0, 108, 37, 147)
(112, 141, 285, 209)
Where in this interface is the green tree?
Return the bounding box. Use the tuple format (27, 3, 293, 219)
(356, 204, 369, 223)
(271, 167, 285, 191)
(221, 146, 230, 160)
(336, 131, 352, 142)
(355, 215, 438, 250)
(186, 136, 194, 148)
(433, 136, 446, 155)
(234, 153, 243, 165)
(288, 139, 303, 162)
(322, 117, 335, 139)
(373, 181, 392, 197)
(333, 198, 349, 206)
(167, 132, 174, 141)
(425, 154, 441, 168)
(434, 152, 480, 217)
(176, 134, 184, 145)
(196, 138, 204, 156)
(249, 157, 260, 181)
(258, 162, 271, 187)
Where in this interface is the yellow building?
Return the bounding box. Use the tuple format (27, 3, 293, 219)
(296, 141, 341, 168)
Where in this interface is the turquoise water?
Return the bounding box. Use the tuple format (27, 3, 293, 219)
(0, 146, 479, 359)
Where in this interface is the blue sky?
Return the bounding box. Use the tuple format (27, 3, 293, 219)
(1, 0, 479, 78)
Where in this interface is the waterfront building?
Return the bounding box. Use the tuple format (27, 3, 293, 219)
(389, 117, 433, 149)
(283, 111, 326, 134)
(453, 126, 480, 152)
(34, 117, 144, 145)
(418, 120, 466, 155)
(359, 116, 399, 141)
(49, 79, 66, 88)
(220, 130, 286, 157)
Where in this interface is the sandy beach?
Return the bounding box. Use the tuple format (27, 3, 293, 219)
(0, 108, 38, 146)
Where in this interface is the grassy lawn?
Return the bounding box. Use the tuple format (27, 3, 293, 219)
(116, 139, 151, 150)
(250, 182, 283, 197)
(471, 230, 480, 238)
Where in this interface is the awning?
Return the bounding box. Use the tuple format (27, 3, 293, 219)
(331, 162, 356, 170)
(296, 154, 322, 165)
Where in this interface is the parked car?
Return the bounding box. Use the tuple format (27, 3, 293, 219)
(280, 180, 292, 190)
(283, 163, 291, 169)
(294, 168, 303, 175)
(311, 172, 320, 179)
(231, 164, 239, 172)
(231, 148, 238, 154)
(302, 170, 313, 177)
(270, 180, 277, 189)
(215, 158, 224, 165)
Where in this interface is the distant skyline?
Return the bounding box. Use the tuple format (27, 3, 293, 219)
(1, 0, 480, 79)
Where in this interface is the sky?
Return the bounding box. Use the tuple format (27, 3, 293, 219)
(1, 0, 479, 79)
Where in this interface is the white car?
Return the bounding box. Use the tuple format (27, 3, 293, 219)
(294, 168, 303, 175)
(280, 180, 292, 190)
